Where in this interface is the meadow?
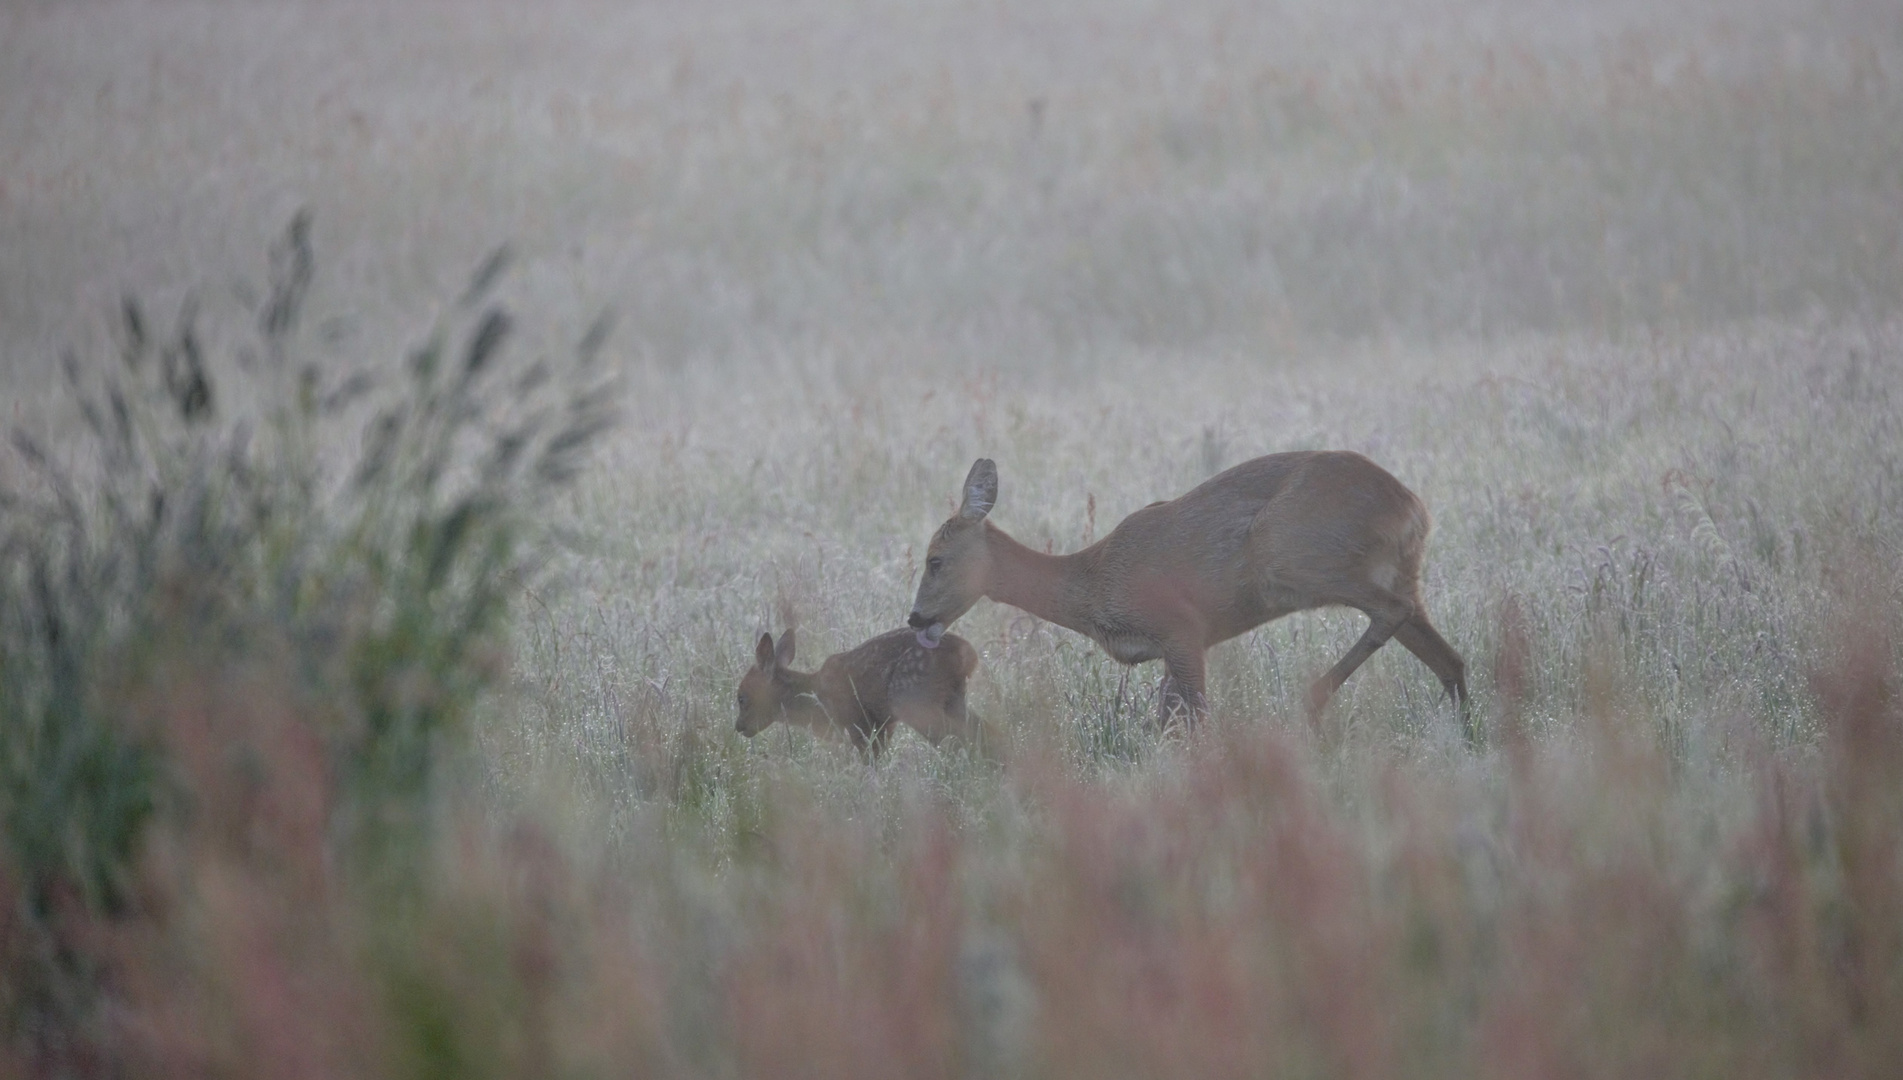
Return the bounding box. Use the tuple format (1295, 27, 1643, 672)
(3, 0, 1902, 1075)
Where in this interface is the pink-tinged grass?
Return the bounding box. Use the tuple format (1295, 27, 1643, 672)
(98, 670, 384, 1080)
(4, 608, 1900, 1078)
(726, 804, 964, 1080)
(1020, 729, 1400, 1080)
(17, 665, 677, 1080)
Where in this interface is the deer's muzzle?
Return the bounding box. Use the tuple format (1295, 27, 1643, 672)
(912, 620, 946, 649)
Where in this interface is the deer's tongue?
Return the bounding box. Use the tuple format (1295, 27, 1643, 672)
(915, 623, 946, 649)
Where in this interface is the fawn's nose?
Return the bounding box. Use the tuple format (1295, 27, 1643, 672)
(907, 610, 928, 628)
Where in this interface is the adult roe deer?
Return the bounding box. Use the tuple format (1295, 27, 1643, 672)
(735, 627, 997, 758)
(906, 454, 1468, 731)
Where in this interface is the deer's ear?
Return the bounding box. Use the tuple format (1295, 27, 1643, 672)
(755, 633, 776, 670)
(774, 627, 798, 669)
(959, 459, 998, 521)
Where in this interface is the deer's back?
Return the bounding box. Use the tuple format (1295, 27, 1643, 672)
(1077, 452, 1428, 642)
(1085, 452, 1316, 572)
(819, 628, 977, 726)
(1096, 452, 1422, 559)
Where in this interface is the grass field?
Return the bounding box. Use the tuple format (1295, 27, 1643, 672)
(4, 0, 1903, 1075)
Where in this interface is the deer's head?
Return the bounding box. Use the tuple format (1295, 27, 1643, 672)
(908, 459, 997, 647)
(735, 629, 798, 735)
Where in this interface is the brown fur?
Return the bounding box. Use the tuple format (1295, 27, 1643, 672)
(734, 627, 997, 758)
(908, 453, 1468, 731)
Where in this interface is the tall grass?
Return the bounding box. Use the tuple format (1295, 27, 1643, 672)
(0, 219, 616, 1067)
(1, 0, 1901, 1075)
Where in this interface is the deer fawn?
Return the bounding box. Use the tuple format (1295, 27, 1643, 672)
(735, 627, 996, 757)
(907, 454, 1468, 732)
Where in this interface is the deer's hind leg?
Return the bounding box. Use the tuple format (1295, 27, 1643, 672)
(1306, 586, 1417, 723)
(1392, 615, 1471, 742)
(1392, 616, 1467, 707)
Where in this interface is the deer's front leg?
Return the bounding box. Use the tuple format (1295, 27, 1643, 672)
(1156, 647, 1208, 731)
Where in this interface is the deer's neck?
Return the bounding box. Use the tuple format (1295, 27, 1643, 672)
(984, 522, 1097, 637)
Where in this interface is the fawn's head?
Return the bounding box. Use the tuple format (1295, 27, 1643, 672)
(909, 458, 998, 646)
(735, 629, 799, 735)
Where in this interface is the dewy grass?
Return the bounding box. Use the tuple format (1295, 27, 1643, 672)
(1, 1, 1902, 1075)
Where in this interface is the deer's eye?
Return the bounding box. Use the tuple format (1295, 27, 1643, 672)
(737, 693, 749, 710)
(927, 556, 944, 573)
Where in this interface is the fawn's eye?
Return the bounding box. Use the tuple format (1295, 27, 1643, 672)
(927, 556, 944, 573)
(737, 693, 749, 709)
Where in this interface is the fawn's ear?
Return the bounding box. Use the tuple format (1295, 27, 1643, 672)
(755, 633, 776, 670)
(774, 627, 798, 669)
(959, 458, 998, 521)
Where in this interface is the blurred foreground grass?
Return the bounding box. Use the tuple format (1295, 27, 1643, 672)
(3, 0, 1903, 1075)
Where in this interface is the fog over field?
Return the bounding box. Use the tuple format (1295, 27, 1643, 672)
(3, 1, 1902, 1076)
(7, 0, 1902, 372)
